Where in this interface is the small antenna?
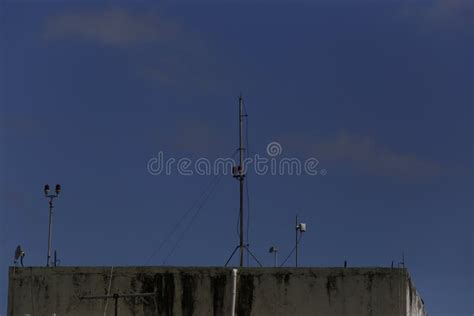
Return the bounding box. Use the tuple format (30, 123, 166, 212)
(54, 250, 60, 267)
(398, 252, 405, 268)
(295, 215, 306, 267)
(269, 246, 278, 267)
(44, 184, 62, 267)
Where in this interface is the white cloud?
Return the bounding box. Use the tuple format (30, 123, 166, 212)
(154, 120, 227, 157)
(402, 0, 474, 32)
(43, 8, 179, 45)
(281, 131, 443, 179)
(42, 7, 224, 91)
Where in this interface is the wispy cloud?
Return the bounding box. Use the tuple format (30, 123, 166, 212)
(154, 120, 227, 157)
(281, 131, 443, 179)
(0, 190, 26, 209)
(0, 116, 44, 136)
(43, 8, 179, 45)
(42, 7, 225, 91)
(402, 0, 474, 32)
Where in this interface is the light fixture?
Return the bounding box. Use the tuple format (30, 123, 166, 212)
(44, 184, 50, 196)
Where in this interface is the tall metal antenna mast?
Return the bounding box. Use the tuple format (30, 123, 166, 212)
(225, 94, 262, 268)
(238, 94, 245, 267)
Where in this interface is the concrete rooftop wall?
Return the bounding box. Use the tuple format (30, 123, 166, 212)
(8, 266, 426, 316)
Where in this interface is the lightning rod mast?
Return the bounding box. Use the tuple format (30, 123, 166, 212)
(225, 95, 262, 268)
(238, 95, 245, 267)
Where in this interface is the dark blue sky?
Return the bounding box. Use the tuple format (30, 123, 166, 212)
(1, 1, 472, 315)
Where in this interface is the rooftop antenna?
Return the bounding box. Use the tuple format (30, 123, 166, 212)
(80, 292, 156, 316)
(398, 252, 405, 268)
(225, 94, 262, 268)
(278, 215, 307, 267)
(14, 245, 25, 267)
(269, 246, 278, 267)
(295, 214, 306, 267)
(54, 250, 60, 267)
(44, 183, 61, 267)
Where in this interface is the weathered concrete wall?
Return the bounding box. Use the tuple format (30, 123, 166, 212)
(405, 275, 427, 316)
(8, 267, 426, 316)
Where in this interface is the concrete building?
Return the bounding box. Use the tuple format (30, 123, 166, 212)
(8, 266, 426, 316)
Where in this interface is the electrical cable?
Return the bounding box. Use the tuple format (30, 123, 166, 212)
(146, 149, 238, 264)
(279, 234, 303, 267)
(235, 207, 240, 239)
(145, 175, 220, 264)
(162, 174, 223, 264)
(165, 175, 222, 262)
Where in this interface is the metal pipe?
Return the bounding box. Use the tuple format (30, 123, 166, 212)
(231, 268, 238, 316)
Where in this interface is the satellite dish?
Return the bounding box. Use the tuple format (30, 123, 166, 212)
(14, 245, 25, 267)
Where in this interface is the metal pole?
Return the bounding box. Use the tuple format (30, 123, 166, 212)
(295, 215, 298, 268)
(239, 179, 244, 267)
(274, 250, 278, 267)
(47, 197, 54, 267)
(239, 95, 244, 268)
(114, 294, 118, 316)
(231, 269, 238, 316)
